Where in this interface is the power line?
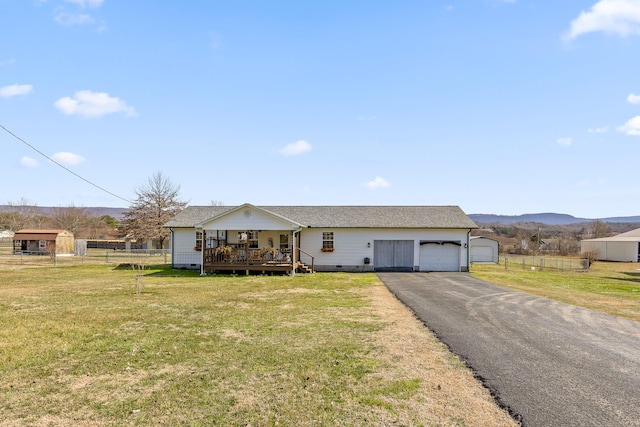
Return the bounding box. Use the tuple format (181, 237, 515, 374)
(0, 123, 132, 204)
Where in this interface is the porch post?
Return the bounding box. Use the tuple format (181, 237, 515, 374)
(200, 229, 205, 276)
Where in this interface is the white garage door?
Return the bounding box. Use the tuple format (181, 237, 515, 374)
(419, 242, 460, 272)
(471, 245, 494, 263)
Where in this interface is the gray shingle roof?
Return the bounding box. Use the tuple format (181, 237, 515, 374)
(166, 205, 477, 229)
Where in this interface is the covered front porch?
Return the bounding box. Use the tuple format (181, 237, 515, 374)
(193, 204, 315, 275)
(198, 229, 314, 275)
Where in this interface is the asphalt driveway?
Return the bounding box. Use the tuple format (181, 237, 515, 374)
(378, 272, 640, 427)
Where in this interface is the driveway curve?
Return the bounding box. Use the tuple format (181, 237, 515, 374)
(378, 272, 640, 427)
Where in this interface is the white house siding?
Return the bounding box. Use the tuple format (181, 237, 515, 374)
(300, 228, 469, 272)
(200, 207, 299, 231)
(171, 228, 202, 268)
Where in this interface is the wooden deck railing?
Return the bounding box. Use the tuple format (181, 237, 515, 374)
(203, 247, 292, 266)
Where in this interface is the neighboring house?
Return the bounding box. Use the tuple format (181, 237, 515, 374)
(470, 236, 499, 263)
(165, 203, 477, 275)
(12, 229, 75, 255)
(581, 228, 640, 263)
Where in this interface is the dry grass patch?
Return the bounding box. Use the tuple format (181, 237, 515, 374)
(361, 284, 517, 426)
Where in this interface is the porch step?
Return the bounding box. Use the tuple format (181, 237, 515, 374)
(296, 262, 314, 274)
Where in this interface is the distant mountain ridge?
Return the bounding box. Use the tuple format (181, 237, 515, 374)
(469, 213, 640, 225)
(0, 205, 129, 219)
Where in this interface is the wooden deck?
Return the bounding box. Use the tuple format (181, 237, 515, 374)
(203, 247, 296, 274)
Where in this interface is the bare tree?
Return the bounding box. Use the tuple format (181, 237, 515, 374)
(1, 199, 39, 231)
(83, 216, 120, 240)
(556, 233, 580, 256)
(121, 172, 187, 249)
(588, 219, 611, 239)
(49, 205, 93, 237)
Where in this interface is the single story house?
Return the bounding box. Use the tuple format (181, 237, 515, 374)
(165, 203, 477, 275)
(12, 229, 75, 255)
(581, 228, 640, 262)
(470, 236, 499, 263)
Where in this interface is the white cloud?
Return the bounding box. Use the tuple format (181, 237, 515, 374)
(64, 0, 104, 8)
(588, 126, 609, 133)
(54, 12, 94, 26)
(566, 0, 640, 40)
(365, 176, 391, 190)
(556, 137, 573, 146)
(54, 90, 136, 118)
(51, 152, 85, 166)
(618, 115, 640, 135)
(20, 157, 39, 168)
(627, 93, 640, 104)
(279, 140, 312, 156)
(0, 84, 33, 98)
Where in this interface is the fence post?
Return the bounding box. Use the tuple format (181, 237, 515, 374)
(106, 250, 109, 264)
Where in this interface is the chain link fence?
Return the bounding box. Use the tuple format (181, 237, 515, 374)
(500, 255, 589, 271)
(0, 243, 171, 267)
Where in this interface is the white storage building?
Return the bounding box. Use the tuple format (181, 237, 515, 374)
(581, 228, 640, 263)
(470, 236, 499, 263)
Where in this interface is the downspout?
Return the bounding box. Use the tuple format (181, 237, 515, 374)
(292, 229, 298, 277)
(466, 229, 471, 272)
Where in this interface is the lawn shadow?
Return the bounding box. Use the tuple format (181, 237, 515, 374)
(112, 263, 198, 277)
(604, 272, 640, 284)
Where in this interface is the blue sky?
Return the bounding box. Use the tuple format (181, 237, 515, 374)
(2, 0, 640, 218)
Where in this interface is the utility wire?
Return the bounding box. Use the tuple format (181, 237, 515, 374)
(1, 123, 132, 204)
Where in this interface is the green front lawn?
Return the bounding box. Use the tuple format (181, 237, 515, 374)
(1, 265, 516, 426)
(471, 261, 640, 321)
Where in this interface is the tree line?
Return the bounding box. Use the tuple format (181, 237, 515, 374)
(474, 219, 623, 257)
(1, 172, 187, 247)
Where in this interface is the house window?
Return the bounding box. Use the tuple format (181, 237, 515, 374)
(280, 234, 289, 251)
(322, 232, 334, 250)
(248, 231, 259, 249)
(238, 231, 259, 248)
(195, 231, 202, 250)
